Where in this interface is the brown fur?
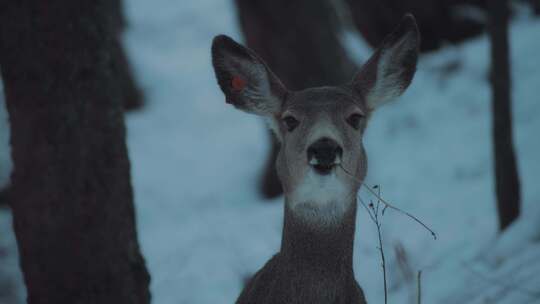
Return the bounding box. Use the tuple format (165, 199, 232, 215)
(211, 15, 420, 304)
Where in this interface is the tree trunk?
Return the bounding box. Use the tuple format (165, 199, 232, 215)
(531, 0, 540, 15)
(345, 0, 487, 52)
(235, 0, 357, 198)
(0, 189, 7, 207)
(110, 0, 145, 111)
(0, 1, 151, 303)
(0, 0, 141, 205)
(114, 35, 145, 111)
(487, 0, 521, 231)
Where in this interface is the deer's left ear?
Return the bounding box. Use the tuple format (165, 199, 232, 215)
(352, 14, 420, 110)
(211, 35, 287, 116)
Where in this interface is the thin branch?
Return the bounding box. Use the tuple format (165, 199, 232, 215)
(363, 184, 437, 240)
(338, 164, 437, 240)
(377, 217, 388, 304)
(341, 164, 436, 304)
(417, 270, 422, 304)
(359, 196, 377, 223)
(359, 196, 388, 304)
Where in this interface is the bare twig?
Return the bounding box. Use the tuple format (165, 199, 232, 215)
(338, 164, 437, 240)
(363, 184, 437, 240)
(339, 164, 436, 303)
(417, 271, 422, 304)
(359, 194, 388, 304)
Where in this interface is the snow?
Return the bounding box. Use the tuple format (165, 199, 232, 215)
(1, 1, 540, 304)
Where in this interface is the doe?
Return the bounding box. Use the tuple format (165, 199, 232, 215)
(212, 14, 420, 304)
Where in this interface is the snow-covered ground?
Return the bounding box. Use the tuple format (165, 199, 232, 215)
(1, 1, 539, 303)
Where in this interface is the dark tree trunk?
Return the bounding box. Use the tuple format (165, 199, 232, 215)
(487, 0, 521, 231)
(345, 0, 487, 52)
(110, 0, 145, 111)
(0, 1, 151, 303)
(0, 188, 7, 207)
(235, 0, 357, 198)
(0, 0, 141, 205)
(531, 0, 540, 15)
(114, 36, 145, 111)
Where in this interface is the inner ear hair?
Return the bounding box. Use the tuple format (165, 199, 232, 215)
(211, 35, 286, 116)
(352, 14, 420, 110)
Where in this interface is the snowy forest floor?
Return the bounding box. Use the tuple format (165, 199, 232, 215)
(1, 1, 540, 303)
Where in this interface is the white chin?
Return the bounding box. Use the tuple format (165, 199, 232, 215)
(289, 169, 350, 224)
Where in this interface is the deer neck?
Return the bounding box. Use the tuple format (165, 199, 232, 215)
(280, 194, 357, 275)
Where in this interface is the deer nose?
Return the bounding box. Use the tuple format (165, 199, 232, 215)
(307, 138, 343, 167)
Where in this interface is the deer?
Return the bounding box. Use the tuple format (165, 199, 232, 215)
(211, 14, 420, 304)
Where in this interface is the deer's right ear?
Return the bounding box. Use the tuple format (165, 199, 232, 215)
(211, 35, 287, 116)
(351, 14, 420, 110)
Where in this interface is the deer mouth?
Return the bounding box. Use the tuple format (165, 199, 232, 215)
(309, 158, 339, 175)
(312, 163, 335, 175)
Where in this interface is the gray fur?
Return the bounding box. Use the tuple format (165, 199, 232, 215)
(211, 14, 420, 304)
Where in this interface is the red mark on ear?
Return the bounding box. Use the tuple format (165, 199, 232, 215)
(231, 75, 247, 91)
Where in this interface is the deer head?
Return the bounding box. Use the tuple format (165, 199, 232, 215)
(212, 15, 419, 225)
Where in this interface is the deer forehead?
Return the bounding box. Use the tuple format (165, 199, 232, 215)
(282, 87, 367, 117)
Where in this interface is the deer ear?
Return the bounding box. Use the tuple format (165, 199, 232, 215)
(352, 14, 420, 110)
(211, 35, 287, 116)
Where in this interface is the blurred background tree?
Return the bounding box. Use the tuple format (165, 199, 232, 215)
(0, 0, 142, 204)
(531, 0, 540, 14)
(345, 0, 487, 51)
(0, 0, 150, 302)
(234, 0, 358, 198)
(487, 0, 521, 231)
(111, 0, 146, 111)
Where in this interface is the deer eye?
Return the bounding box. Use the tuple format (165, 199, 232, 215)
(282, 116, 299, 132)
(346, 113, 363, 130)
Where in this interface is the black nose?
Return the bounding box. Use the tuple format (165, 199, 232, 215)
(307, 138, 343, 167)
